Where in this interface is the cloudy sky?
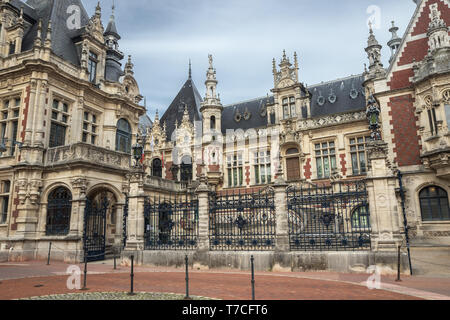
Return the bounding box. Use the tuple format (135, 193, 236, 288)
(82, 0, 418, 119)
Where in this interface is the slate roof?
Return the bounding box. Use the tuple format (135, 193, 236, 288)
(221, 74, 366, 132)
(20, 0, 91, 66)
(222, 96, 274, 134)
(308, 74, 366, 117)
(139, 114, 153, 132)
(160, 78, 203, 141)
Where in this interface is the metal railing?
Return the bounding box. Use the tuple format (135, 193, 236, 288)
(287, 181, 371, 251)
(209, 188, 276, 251)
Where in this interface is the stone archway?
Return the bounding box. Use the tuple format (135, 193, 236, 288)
(85, 188, 118, 260)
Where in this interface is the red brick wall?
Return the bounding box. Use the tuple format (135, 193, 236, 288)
(165, 161, 173, 180)
(397, 38, 429, 67)
(245, 166, 250, 185)
(303, 158, 312, 180)
(387, 69, 415, 91)
(20, 86, 30, 141)
(411, 0, 450, 37)
(388, 94, 421, 166)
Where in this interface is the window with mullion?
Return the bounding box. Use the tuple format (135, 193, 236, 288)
(82, 111, 98, 145)
(428, 108, 438, 136)
(254, 151, 271, 185)
(0, 180, 10, 224)
(49, 99, 69, 148)
(0, 96, 21, 157)
(227, 153, 243, 187)
(315, 141, 336, 179)
(350, 136, 370, 175)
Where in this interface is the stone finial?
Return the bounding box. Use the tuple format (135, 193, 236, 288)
(44, 20, 52, 48)
(34, 19, 43, 47)
(188, 59, 192, 79)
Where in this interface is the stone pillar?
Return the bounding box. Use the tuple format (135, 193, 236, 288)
(274, 165, 289, 252)
(196, 178, 210, 252)
(125, 170, 145, 251)
(70, 178, 88, 238)
(366, 140, 402, 251)
(194, 170, 210, 269)
(15, 171, 42, 239)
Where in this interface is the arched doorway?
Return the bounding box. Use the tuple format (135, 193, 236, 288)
(284, 147, 301, 182)
(84, 189, 117, 261)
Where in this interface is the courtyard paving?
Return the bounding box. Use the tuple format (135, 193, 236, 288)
(0, 260, 449, 300)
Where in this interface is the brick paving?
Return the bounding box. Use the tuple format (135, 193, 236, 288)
(0, 260, 449, 300)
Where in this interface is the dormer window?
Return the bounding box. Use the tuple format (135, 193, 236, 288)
(88, 51, 98, 83)
(282, 96, 296, 119)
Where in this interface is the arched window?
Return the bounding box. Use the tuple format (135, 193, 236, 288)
(351, 205, 371, 229)
(210, 116, 216, 130)
(152, 158, 162, 178)
(116, 119, 132, 154)
(419, 186, 450, 221)
(46, 187, 72, 236)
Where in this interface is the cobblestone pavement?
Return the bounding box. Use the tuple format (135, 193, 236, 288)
(0, 260, 449, 300)
(20, 292, 213, 300)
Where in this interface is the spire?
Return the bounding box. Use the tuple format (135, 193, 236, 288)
(427, 3, 449, 53)
(204, 54, 218, 100)
(95, 1, 102, 18)
(44, 20, 52, 48)
(125, 55, 134, 75)
(34, 19, 42, 47)
(188, 59, 192, 79)
(388, 21, 402, 64)
(365, 22, 384, 78)
(104, 1, 120, 39)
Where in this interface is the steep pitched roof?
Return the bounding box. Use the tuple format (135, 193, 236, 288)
(17, 0, 91, 66)
(160, 78, 203, 141)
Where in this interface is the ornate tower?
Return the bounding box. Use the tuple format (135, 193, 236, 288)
(365, 23, 385, 79)
(104, 3, 124, 82)
(200, 55, 223, 139)
(427, 3, 449, 53)
(387, 21, 402, 64)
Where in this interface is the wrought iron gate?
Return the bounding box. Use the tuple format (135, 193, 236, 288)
(144, 193, 199, 250)
(209, 188, 276, 251)
(287, 181, 371, 251)
(83, 197, 109, 261)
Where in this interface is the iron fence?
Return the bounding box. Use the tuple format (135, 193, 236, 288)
(287, 181, 371, 251)
(209, 188, 276, 251)
(144, 192, 199, 250)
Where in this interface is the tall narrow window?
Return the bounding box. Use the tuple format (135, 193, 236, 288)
(49, 99, 69, 148)
(350, 136, 370, 175)
(290, 97, 296, 117)
(46, 187, 72, 236)
(8, 41, 15, 55)
(210, 115, 216, 130)
(0, 180, 10, 224)
(315, 141, 337, 179)
(227, 153, 243, 187)
(152, 158, 162, 178)
(428, 108, 438, 136)
(180, 156, 193, 184)
(88, 51, 98, 83)
(82, 111, 98, 145)
(254, 151, 271, 184)
(116, 119, 132, 154)
(0, 97, 21, 156)
(419, 186, 450, 221)
(282, 96, 296, 119)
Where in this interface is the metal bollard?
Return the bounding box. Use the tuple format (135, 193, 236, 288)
(128, 255, 135, 296)
(251, 255, 255, 301)
(396, 245, 402, 282)
(46, 242, 52, 265)
(184, 255, 191, 300)
(114, 255, 117, 270)
(81, 255, 89, 291)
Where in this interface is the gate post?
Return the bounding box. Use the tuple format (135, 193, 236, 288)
(366, 140, 402, 251)
(195, 173, 210, 253)
(274, 165, 289, 253)
(125, 169, 146, 252)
